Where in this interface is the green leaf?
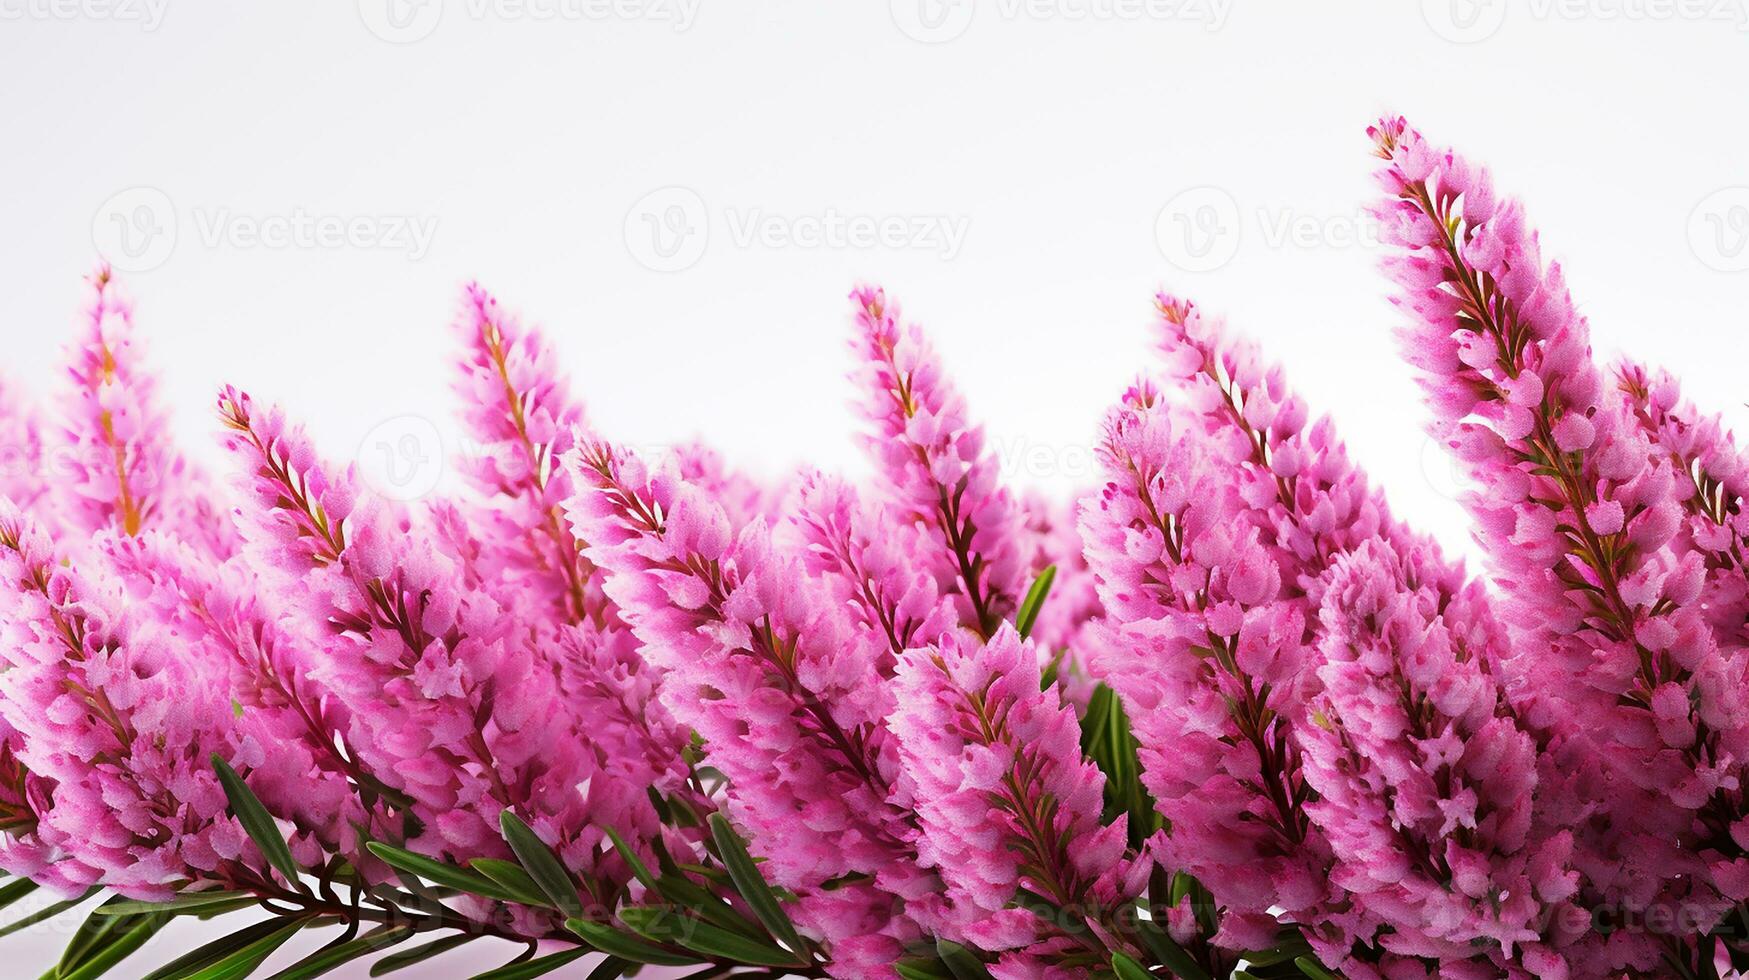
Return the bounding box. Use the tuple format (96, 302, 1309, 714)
(581, 958, 632, 980)
(1079, 684, 1156, 850)
(651, 874, 764, 940)
(1134, 919, 1212, 980)
(0, 886, 102, 939)
(97, 892, 254, 917)
(0, 876, 39, 911)
(565, 918, 699, 966)
(934, 939, 994, 980)
(469, 948, 594, 980)
(1293, 956, 1338, 980)
(468, 859, 551, 907)
(1111, 953, 1154, 980)
(499, 811, 583, 919)
(263, 925, 415, 979)
(1015, 565, 1057, 638)
(618, 907, 798, 967)
(895, 960, 954, 980)
(213, 755, 301, 887)
(707, 814, 806, 961)
(368, 934, 475, 976)
(365, 843, 524, 905)
(142, 916, 308, 980)
(57, 912, 171, 980)
(603, 827, 657, 892)
(58, 895, 174, 977)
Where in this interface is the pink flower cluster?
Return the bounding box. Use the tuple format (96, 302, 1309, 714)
(0, 118, 1743, 980)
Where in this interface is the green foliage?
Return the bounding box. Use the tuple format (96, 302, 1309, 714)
(1015, 565, 1057, 638)
(1080, 684, 1159, 849)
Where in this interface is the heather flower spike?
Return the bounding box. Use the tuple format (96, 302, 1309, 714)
(890, 625, 1134, 962)
(452, 283, 604, 629)
(1299, 540, 1578, 978)
(1375, 114, 1749, 973)
(850, 286, 1025, 638)
(56, 265, 234, 558)
(0, 117, 1746, 979)
(1080, 394, 1328, 949)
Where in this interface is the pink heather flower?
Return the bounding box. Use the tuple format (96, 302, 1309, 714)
(1374, 116, 1747, 946)
(563, 438, 931, 958)
(1079, 394, 1327, 947)
(0, 505, 250, 901)
(890, 624, 1131, 956)
(54, 266, 234, 559)
(95, 532, 373, 862)
(850, 286, 1024, 637)
(1298, 540, 1579, 977)
(0, 727, 57, 885)
(451, 283, 605, 629)
(217, 389, 642, 913)
(785, 471, 957, 675)
(1617, 362, 1748, 649)
(0, 377, 46, 514)
(1152, 295, 1401, 604)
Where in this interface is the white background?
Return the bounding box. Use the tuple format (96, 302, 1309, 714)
(2, 0, 1747, 974)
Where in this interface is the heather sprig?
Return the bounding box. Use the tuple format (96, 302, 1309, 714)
(0, 117, 1744, 980)
(1374, 115, 1749, 973)
(850, 286, 1025, 638)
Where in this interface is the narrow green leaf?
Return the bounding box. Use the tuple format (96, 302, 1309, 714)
(499, 811, 583, 919)
(934, 939, 994, 980)
(58, 913, 171, 980)
(652, 874, 765, 940)
(707, 814, 806, 961)
(213, 755, 301, 887)
(58, 895, 168, 977)
(368, 934, 474, 976)
(0, 876, 39, 911)
(263, 925, 415, 979)
(143, 916, 308, 980)
(365, 843, 524, 905)
(582, 958, 632, 980)
(1015, 565, 1057, 638)
(1111, 952, 1154, 980)
(468, 859, 551, 907)
(618, 908, 798, 968)
(97, 892, 253, 917)
(469, 947, 592, 979)
(895, 961, 954, 980)
(0, 886, 102, 939)
(1134, 919, 1212, 980)
(564, 918, 699, 966)
(1293, 956, 1338, 980)
(603, 827, 657, 892)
